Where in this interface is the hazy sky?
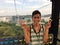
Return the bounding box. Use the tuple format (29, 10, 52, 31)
(0, 0, 52, 16)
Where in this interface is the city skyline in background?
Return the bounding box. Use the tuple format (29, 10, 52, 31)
(0, 0, 52, 16)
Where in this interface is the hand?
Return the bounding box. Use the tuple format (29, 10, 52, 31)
(45, 19, 52, 29)
(21, 20, 26, 29)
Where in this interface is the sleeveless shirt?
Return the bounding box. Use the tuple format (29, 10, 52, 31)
(30, 24, 44, 45)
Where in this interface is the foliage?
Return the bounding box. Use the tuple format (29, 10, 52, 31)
(27, 18, 31, 22)
(0, 22, 24, 38)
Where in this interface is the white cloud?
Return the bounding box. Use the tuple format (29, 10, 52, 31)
(37, 2, 52, 9)
(0, 10, 5, 13)
(4, 0, 22, 5)
(42, 0, 50, 2)
(0, 3, 52, 16)
(24, 5, 41, 9)
(28, 0, 38, 2)
(0, 8, 16, 16)
(25, 0, 51, 9)
(28, 0, 50, 2)
(40, 8, 52, 15)
(0, 0, 52, 16)
(19, 3, 52, 15)
(16, 1, 22, 4)
(39, 4, 52, 15)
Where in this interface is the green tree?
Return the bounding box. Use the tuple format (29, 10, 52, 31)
(0, 22, 24, 38)
(27, 18, 31, 22)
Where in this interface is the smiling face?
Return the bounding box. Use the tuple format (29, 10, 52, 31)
(32, 14, 41, 24)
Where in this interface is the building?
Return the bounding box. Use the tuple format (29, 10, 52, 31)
(0, 16, 12, 22)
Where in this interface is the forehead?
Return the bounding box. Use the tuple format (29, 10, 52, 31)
(33, 14, 41, 17)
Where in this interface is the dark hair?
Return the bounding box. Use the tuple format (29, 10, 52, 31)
(32, 10, 41, 18)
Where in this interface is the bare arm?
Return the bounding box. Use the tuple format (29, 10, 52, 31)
(43, 19, 52, 43)
(24, 25, 30, 44)
(43, 26, 49, 43)
(20, 20, 30, 44)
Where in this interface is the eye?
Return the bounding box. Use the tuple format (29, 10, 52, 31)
(34, 17, 40, 19)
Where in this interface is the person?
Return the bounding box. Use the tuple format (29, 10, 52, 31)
(21, 10, 52, 45)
